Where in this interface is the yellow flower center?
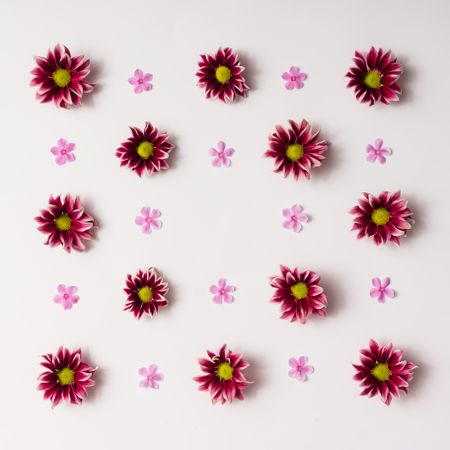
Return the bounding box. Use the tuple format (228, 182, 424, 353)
(364, 70, 382, 89)
(138, 286, 153, 303)
(290, 282, 309, 300)
(371, 363, 391, 381)
(371, 207, 390, 226)
(215, 65, 231, 84)
(57, 367, 75, 385)
(52, 68, 72, 88)
(54, 213, 72, 231)
(137, 141, 154, 159)
(286, 144, 304, 162)
(217, 362, 234, 381)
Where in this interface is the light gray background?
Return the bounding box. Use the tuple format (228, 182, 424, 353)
(1, 0, 449, 448)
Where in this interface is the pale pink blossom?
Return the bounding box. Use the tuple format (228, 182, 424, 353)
(135, 207, 161, 234)
(50, 138, 76, 165)
(288, 356, 314, 382)
(128, 69, 153, 94)
(282, 66, 307, 90)
(138, 364, 164, 389)
(209, 141, 234, 167)
(370, 277, 395, 303)
(209, 278, 236, 304)
(54, 284, 79, 309)
(366, 139, 392, 164)
(282, 204, 309, 232)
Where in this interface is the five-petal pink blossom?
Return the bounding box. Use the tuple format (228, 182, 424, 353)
(135, 207, 162, 234)
(138, 364, 164, 389)
(288, 356, 314, 382)
(370, 277, 395, 303)
(282, 204, 309, 232)
(50, 138, 76, 165)
(366, 138, 392, 164)
(209, 278, 236, 304)
(128, 69, 153, 94)
(54, 284, 79, 309)
(282, 66, 307, 90)
(209, 141, 234, 167)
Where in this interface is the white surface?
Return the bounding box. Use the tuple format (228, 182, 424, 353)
(1, 0, 450, 449)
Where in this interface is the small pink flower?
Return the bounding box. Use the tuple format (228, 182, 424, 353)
(366, 139, 392, 164)
(370, 277, 395, 303)
(282, 204, 309, 232)
(209, 141, 234, 167)
(135, 207, 162, 234)
(54, 284, 79, 309)
(128, 68, 153, 94)
(138, 364, 164, 389)
(288, 356, 314, 382)
(50, 138, 76, 165)
(209, 278, 236, 304)
(282, 66, 307, 90)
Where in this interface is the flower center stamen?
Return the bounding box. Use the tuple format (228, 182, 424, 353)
(371, 207, 390, 226)
(286, 144, 304, 162)
(217, 362, 234, 381)
(215, 66, 231, 84)
(57, 367, 75, 385)
(364, 70, 382, 89)
(137, 141, 154, 159)
(371, 363, 391, 381)
(52, 68, 72, 88)
(54, 213, 72, 231)
(138, 286, 153, 303)
(290, 282, 309, 300)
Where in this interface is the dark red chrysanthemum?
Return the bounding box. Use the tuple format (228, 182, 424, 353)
(350, 191, 413, 246)
(196, 47, 249, 103)
(35, 194, 94, 253)
(346, 47, 402, 106)
(37, 346, 96, 407)
(269, 265, 327, 324)
(124, 267, 169, 319)
(193, 344, 252, 404)
(264, 119, 327, 180)
(116, 122, 174, 177)
(30, 44, 94, 108)
(353, 339, 416, 405)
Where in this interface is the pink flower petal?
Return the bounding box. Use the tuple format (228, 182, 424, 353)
(374, 138, 383, 150)
(141, 222, 151, 234)
(128, 77, 138, 86)
(209, 285, 218, 294)
(139, 379, 149, 388)
(134, 69, 144, 78)
(213, 294, 223, 304)
(50, 147, 61, 155)
(147, 364, 158, 375)
(143, 73, 153, 82)
(217, 141, 226, 151)
(381, 277, 391, 288)
(384, 288, 395, 298)
(67, 286, 77, 295)
(57, 138, 67, 148)
(288, 369, 299, 378)
(288, 358, 298, 368)
(223, 293, 234, 303)
(281, 72, 291, 80)
(290, 66, 300, 74)
(218, 278, 226, 289)
(224, 148, 234, 156)
(134, 84, 144, 94)
(372, 277, 381, 288)
(150, 209, 161, 219)
(56, 155, 67, 165)
(135, 216, 145, 225)
(138, 367, 148, 376)
(212, 157, 222, 167)
(370, 288, 380, 298)
(140, 207, 150, 217)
